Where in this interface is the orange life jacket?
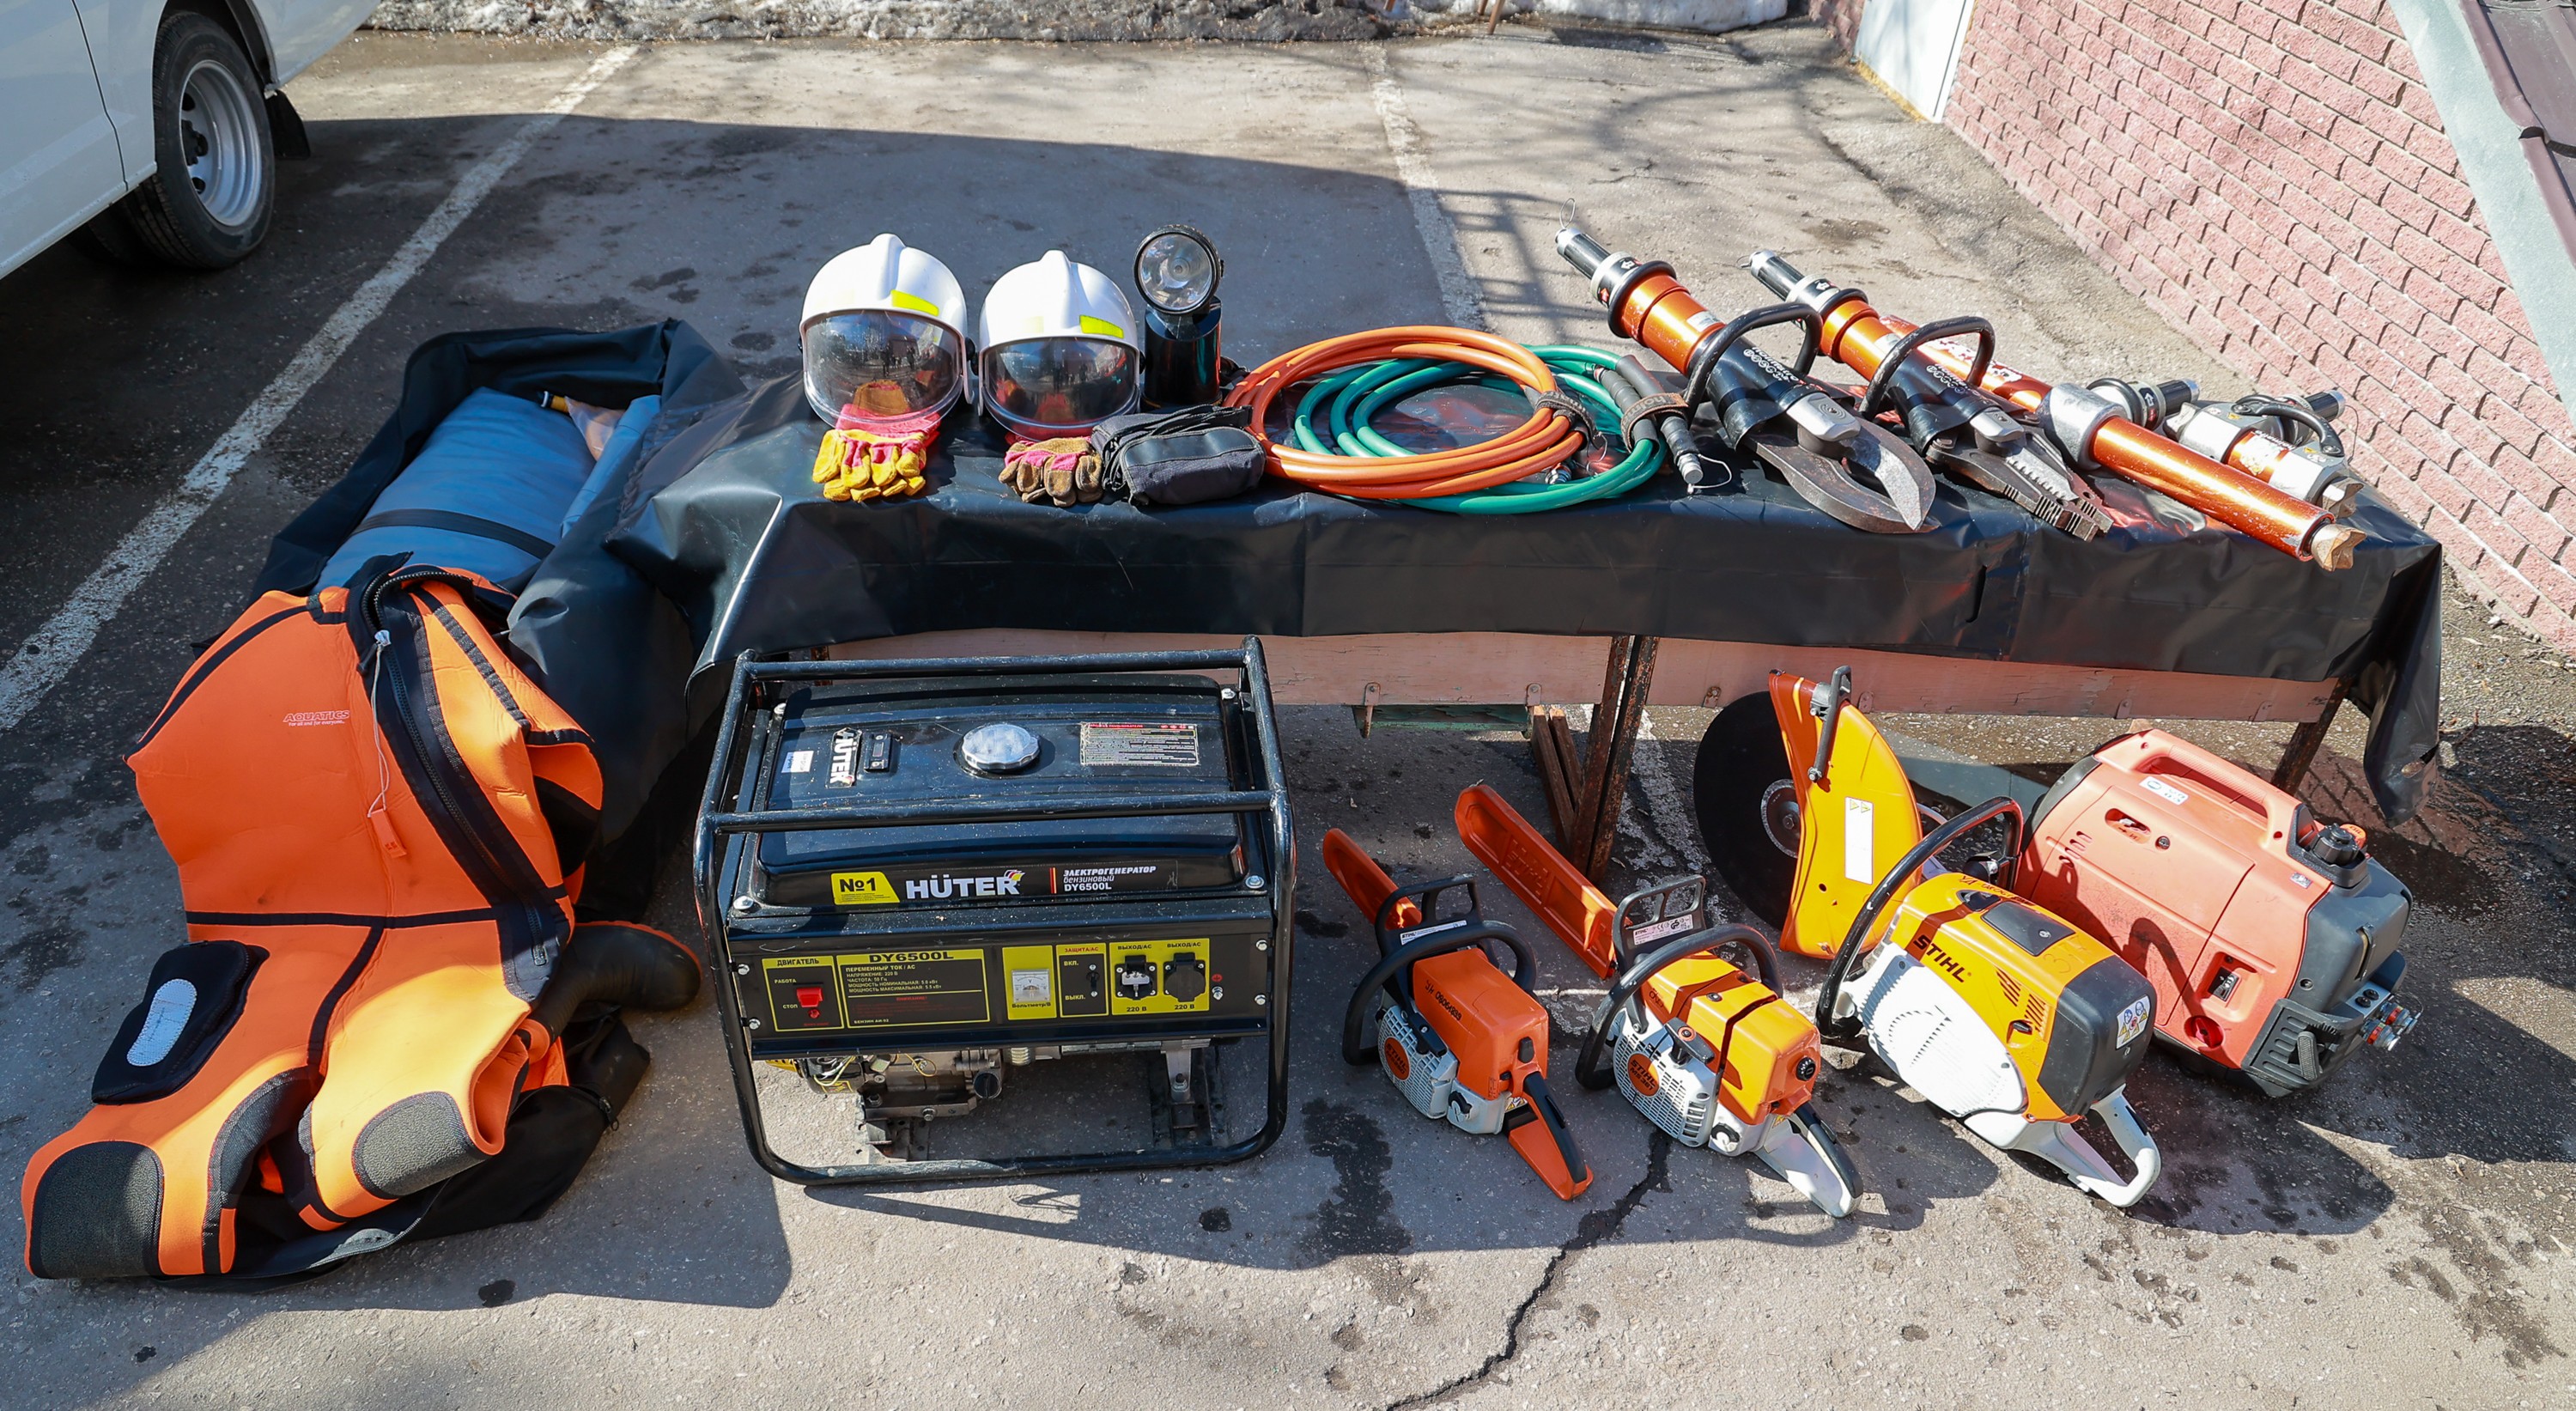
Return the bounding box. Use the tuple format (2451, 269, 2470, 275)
(22, 566, 620, 1279)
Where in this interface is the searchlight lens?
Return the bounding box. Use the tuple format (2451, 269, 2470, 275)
(1135, 226, 1220, 316)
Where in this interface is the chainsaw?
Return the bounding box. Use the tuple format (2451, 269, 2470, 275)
(1453, 785, 1858, 1215)
(1761, 671, 2165, 1207)
(2014, 728, 2417, 1096)
(1555, 226, 1938, 533)
(1321, 830, 1593, 1200)
(1740, 251, 2111, 538)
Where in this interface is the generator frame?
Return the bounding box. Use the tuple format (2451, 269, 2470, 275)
(694, 637, 1296, 1186)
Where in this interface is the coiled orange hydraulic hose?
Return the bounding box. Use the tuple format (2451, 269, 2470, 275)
(1224, 327, 1587, 498)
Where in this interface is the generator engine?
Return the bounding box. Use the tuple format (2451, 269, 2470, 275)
(696, 639, 1293, 1183)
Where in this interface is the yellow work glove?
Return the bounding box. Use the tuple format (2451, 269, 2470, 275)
(812, 427, 928, 502)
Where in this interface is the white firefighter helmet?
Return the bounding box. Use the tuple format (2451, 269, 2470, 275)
(976, 250, 1142, 441)
(799, 234, 971, 425)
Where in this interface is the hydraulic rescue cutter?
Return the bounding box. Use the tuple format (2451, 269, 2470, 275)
(1743, 252, 2363, 570)
(1768, 670, 2165, 1207)
(1555, 226, 1938, 533)
(1454, 785, 1859, 1216)
(1322, 830, 1593, 1200)
(1736, 252, 2111, 539)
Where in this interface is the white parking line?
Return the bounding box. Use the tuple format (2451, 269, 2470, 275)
(0, 43, 641, 735)
(1364, 44, 1485, 331)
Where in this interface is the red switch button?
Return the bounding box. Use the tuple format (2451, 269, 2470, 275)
(796, 984, 824, 1018)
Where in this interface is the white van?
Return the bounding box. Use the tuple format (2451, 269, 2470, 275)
(1, 0, 372, 276)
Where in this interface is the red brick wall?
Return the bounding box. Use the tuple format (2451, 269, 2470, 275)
(1825, 1, 2576, 648)
(1810, 0, 1865, 50)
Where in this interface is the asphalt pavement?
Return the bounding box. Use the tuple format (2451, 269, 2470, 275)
(1, 22, 2571, 1410)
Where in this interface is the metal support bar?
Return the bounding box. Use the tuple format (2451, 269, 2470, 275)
(2270, 677, 2350, 794)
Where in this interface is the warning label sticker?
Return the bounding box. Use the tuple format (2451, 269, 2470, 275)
(836, 949, 989, 1029)
(1080, 721, 1200, 768)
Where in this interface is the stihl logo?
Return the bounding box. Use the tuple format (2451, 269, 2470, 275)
(282, 710, 349, 727)
(1912, 935, 1971, 983)
(905, 869, 1025, 900)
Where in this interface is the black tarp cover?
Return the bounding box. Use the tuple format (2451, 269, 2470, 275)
(605, 374, 2444, 824)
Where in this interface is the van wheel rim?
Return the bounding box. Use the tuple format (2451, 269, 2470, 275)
(178, 58, 262, 229)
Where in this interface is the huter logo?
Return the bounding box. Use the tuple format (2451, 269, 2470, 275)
(283, 710, 349, 727)
(829, 872, 897, 905)
(904, 868, 1026, 900)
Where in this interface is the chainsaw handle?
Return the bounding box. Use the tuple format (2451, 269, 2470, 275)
(1807, 664, 1852, 786)
(1815, 796, 2026, 1042)
(1859, 314, 1996, 422)
(1341, 921, 1540, 1066)
(1577, 926, 1777, 1090)
(1683, 302, 1824, 417)
(1374, 874, 1483, 957)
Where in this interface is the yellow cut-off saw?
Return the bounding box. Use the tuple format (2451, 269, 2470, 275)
(1769, 668, 2164, 1207)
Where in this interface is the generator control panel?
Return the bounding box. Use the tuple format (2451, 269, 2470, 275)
(743, 927, 1269, 1051)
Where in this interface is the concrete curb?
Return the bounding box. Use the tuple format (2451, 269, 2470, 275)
(361, 0, 1783, 41)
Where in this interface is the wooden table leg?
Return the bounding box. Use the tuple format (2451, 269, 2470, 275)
(2270, 678, 2349, 794)
(1528, 636, 1661, 883)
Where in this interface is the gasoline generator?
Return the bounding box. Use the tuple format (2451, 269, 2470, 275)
(694, 639, 1293, 1184)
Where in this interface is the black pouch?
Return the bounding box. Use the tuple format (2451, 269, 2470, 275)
(93, 940, 264, 1104)
(1091, 405, 1267, 508)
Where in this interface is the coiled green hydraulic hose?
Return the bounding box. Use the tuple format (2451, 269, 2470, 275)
(1286, 344, 1662, 514)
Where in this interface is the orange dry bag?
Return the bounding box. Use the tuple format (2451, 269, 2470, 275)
(22, 564, 695, 1280)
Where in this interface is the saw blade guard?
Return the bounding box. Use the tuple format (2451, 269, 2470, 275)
(1771, 669, 1927, 959)
(1455, 783, 1622, 977)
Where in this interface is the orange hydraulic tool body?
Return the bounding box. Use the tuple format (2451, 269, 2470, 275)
(2015, 729, 2418, 1095)
(1321, 830, 1591, 1200)
(2091, 379, 2362, 514)
(1742, 252, 2363, 570)
(1454, 786, 1857, 1215)
(1552, 227, 1937, 534)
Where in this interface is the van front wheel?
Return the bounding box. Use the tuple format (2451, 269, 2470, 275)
(117, 13, 275, 270)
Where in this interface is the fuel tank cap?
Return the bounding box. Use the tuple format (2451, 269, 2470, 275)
(958, 722, 1042, 775)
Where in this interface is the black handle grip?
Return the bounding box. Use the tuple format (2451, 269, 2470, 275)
(1683, 302, 1825, 417)
(1858, 314, 1996, 422)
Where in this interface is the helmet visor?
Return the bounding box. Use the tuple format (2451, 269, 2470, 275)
(803, 311, 963, 423)
(981, 338, 1139, 437)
